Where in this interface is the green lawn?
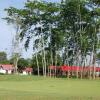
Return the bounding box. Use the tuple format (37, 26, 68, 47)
(0, 75, 100, 100)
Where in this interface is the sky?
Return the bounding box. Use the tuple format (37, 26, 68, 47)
(0, 0, 60, 59)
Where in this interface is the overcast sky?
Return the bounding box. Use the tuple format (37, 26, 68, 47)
(0, 0, 60, 59)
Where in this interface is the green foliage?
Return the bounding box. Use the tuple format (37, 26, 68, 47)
(4, 0, 100, 67)
(91, 0, 100, 5)
(0, 52, 8, 64)
(17, 58, 30, 70)
(96, 53, 100, 59)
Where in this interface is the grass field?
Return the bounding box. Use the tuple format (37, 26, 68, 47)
(0, 75, 100, 100)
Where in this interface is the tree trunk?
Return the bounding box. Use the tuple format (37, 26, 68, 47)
(66, 46, 69, 79)
(41, 48, 45, 76)
(50, 48, 53, 77)
(14, 56, 19, 74)
(80, 56, 84, 79)
(75, 50, 81, 79)
(55, 50, 57, 78)
(35, 53, 39, 76)
(93, 52, 96, 79)
(89, 53, 92, 79)
(41, 34, 47, 77)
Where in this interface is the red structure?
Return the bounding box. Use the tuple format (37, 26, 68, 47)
(0, 64, 14, 74)
(49, 65, 100, 77)
(49, 65, 100, 72)
(22, 67, 33, 75)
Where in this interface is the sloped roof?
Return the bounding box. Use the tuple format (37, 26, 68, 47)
(0, 64, 14, 70)
(23, 67, 33, 72)
(49, 65, 100, 72)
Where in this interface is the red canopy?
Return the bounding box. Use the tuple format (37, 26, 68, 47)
(60, 65, 70, 71)
(49, 65, 100, 72)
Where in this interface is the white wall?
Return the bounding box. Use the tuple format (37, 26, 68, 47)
(8, 70, 12, 74)
(22, 71, 28, 75)
(0, 69, 6, 74)
(0, 69, 12, 74)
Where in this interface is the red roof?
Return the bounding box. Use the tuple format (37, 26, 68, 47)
(60, 65, 70, 71)
(49, 65, 100, 72)
(0, 64, 14, 70)
(96, 67, 100, 71)
(24, 67, 33, 72)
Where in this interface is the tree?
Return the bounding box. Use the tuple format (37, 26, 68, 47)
(17, 58, 29, 72)
(4, 7, 22, 73)
(0, 52, 8, 63)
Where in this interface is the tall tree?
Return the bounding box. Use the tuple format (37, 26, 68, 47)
(4, 7, 22, 73)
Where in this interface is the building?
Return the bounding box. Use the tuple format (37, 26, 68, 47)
(0, 64, 14, 74)
(22, 67, 33, 75)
